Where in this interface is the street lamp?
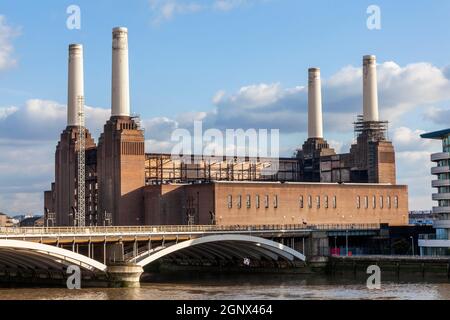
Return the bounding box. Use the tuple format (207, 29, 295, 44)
(410, 236, 415, 256)
(346, 230, 349, 257)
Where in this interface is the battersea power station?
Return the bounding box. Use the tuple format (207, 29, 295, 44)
(44, 27, 409, 228)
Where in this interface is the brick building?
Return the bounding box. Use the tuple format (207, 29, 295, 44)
(44, 29, 408, 227)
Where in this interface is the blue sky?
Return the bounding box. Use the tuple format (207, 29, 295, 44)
(1, 0, 450, 214)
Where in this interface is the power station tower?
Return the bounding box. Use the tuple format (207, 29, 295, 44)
(77, 95, 86, 227)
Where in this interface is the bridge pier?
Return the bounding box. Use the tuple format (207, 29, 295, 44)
(106, 263, 144, 288)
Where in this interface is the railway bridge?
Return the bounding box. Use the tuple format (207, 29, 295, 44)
(0, 224, 379, 287)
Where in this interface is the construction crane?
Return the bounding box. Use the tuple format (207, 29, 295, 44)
(77, 95, 86, 227)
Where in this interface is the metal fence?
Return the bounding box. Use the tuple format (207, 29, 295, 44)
(0, 223, 380, 236)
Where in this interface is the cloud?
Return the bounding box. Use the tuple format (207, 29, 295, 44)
(207, 61, 450, 134)
(149, 0, 266, 24)
(0, 193, 43, 216)
(149, 0, 205, 24)
(392, 126, 440, 153)
(389, 126, 441, 210)
(0, 99, 110, 141)
(0, 106, 18, 120)
(0, 15, 20, 70)
(0, 139, 55, 215)
(423, 106, 450, 126)
(213, 0, 264, 11)
(0, 99, 110, 215)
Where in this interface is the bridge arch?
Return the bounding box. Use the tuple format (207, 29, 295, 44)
(134, 235, 306, 267)
(0, 240, 107, 273)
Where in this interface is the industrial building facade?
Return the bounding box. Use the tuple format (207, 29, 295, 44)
(44, 28, 408, 227)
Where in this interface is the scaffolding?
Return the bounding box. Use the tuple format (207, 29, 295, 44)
(77, 95, 86, 227)
(353, 115, 389, 142)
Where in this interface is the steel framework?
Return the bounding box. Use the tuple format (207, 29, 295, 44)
(77, 95, 86, 227)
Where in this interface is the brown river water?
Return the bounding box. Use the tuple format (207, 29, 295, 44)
(0, 273, 449, 300)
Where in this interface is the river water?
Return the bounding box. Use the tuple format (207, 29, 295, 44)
(0, 273, 449, 300)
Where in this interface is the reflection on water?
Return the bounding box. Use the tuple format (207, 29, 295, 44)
(0, 273, 449, 300)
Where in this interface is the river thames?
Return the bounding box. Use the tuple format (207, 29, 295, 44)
(0, 273, 449, 300)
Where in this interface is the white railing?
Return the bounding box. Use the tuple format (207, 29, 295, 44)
(0, 223, 380, 237)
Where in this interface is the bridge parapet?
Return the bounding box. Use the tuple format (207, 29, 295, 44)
(0, 223, 380, 237)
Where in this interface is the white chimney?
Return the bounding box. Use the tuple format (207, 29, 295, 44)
(67, 44, 84, 127)
(111, 27, 130, 117)
(363, 55, 379, 122)
(308, 68, 323, 139)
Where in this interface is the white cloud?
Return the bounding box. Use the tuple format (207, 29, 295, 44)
(149, 0, 266, 24)
(0, 15, 20, 70)
(423, 106, 450, 126)
(0, 193, 43, 216)
(396, 151, 435, 211)
(149, 0, 206, 24)
(0, 99, 109, 215)
(213, 0, 262, 11)
(208, 61, 450, 133)
(392, 126, 440, 153)
(0, 106, 18, 120)
(0, 99, 110, 140)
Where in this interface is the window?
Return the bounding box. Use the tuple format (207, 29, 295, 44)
(264, 195, 269, 208)
(332, 196, 337, 209)
(273, 195, 278, 209)
(256, 195, 260, 209)
(387, 196, 391, 209)
(364, 196, 369, 209)
(372, 196, 376, 209)
(299, 196, 304, 209)
(380, 196, 384, 209)
(394, 196, 399, 209)
(324, 196, 329, 209)
(316, 196, 320, 209)
(227, 195, 232, 209)
(246, 195, 251, 208)
(356, 196, 361, 209)
(308, 195, 312, 208)
(237, 195, 242, 209)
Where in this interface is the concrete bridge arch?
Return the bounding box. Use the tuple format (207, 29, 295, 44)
(0, 239, 107, 273)
(134, 234, 306, 267)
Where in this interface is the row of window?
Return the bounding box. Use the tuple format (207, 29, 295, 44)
(226, 194, 400, 210)
(299, 195, 337, 209)
(356, 195, 399, 209)
(227, 195, 279, 209)
(227, 194, 338, 209)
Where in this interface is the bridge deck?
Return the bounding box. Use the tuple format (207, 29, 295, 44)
(0, 224, 380, 245)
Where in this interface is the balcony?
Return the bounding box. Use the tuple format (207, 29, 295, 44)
(431, 152, 450, 162)
(432, 193, 450, 201)
(432, 206, 450, 214)
(418, 239, 450, 248)
(431, 166, 450, 175)
(432, 179, 450, 188)
(434, 220, 450, 229)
